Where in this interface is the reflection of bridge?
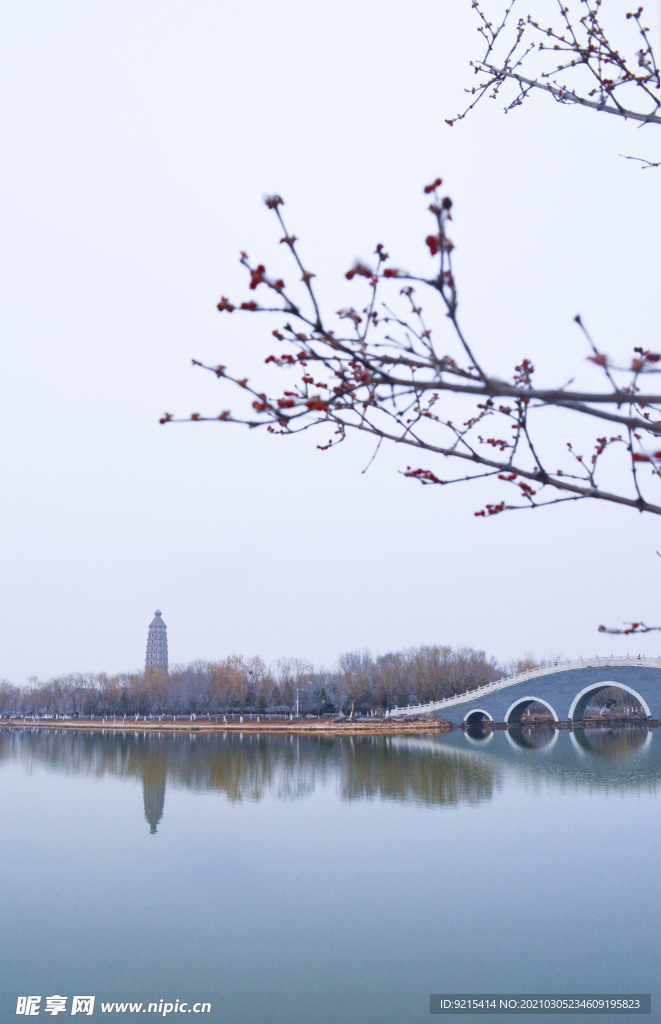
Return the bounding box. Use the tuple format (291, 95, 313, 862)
(385, 657, 661, 726)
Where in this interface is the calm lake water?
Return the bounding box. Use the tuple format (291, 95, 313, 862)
(1, 726, 659, 1024)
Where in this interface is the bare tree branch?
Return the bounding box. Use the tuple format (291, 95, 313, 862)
(448, 1, 661, 132)
(163, 183, 661, 521)
(166, 4, 661, 635)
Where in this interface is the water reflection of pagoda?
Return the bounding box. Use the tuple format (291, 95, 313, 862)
(142, 756, 167, 834)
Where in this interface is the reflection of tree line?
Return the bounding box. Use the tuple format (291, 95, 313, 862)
(335, 736, 497, 805)
(3, 727, 655, 832)
(0, 730, 497, 828)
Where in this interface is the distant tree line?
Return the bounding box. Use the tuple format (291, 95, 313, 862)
(0, 645, 539, 718)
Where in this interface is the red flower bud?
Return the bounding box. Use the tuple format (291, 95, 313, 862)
(249, 265, 266, 290)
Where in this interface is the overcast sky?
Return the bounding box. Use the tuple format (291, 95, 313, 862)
(2, 0, 660, 684)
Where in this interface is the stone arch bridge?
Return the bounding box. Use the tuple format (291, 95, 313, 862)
(385, 657, 661, 726)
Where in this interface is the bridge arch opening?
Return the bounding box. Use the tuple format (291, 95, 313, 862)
(464, 709, 493, 741)
(464, 709, 493, 727)
(505, 696, 559, 727)
(568, 682, 651, 726)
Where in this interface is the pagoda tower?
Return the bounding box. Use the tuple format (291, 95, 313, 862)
(145, 609, 168, 674)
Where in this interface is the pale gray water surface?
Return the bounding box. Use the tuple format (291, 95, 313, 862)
(0, 727, 658, 1024)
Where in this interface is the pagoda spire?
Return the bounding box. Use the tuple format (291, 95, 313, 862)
(145, 609, 168, 674)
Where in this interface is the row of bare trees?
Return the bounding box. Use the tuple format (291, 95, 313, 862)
(0, 644, 524, 718)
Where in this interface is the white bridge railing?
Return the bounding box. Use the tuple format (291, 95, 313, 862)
(385, 656, 661, 718)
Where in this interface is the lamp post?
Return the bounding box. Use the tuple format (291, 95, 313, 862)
(296, 686, 307, 718)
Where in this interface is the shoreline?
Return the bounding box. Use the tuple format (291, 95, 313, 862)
(0, 716, 449, 736)
(2, 716, 653, 736)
